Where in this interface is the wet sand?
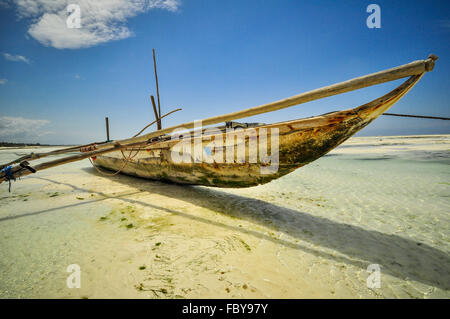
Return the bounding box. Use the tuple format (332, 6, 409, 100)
(0, 135, 449, 298)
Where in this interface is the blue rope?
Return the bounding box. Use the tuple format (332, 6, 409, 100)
(0, 165, 15, 192)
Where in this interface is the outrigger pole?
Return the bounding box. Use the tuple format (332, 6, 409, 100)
(103, 55, 439, 147)
(382, 113, 450, 120)
(0, 54, 438, 185)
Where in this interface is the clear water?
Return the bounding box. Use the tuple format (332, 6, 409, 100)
(0, 136, 449, 298)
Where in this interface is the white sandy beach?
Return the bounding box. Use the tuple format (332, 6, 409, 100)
(0, 135, 449, 298)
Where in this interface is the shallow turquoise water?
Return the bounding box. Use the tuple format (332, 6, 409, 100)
(0, 135, 449, 298)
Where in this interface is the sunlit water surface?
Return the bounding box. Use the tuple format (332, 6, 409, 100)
(0, 135, 449, 298)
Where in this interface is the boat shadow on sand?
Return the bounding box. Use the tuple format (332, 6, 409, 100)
(7, 168, 449, 292)
(91, 170, 449, 292)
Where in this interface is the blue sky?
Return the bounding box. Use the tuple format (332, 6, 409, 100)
(0, 0, 449, 144)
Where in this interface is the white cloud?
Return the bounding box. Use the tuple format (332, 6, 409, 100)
(0, 0, 12, 9)
(0, 79, 7, 84)
(8, 0, 180, 49)
(3, 53, 30, 64)
(0, 116, 51, 142)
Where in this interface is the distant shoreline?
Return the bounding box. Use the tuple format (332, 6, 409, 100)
(1, 134, 449, 148)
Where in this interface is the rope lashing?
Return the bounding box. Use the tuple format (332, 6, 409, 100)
(0, 166, 15, 192)
(80, 144, 98, 160)
(88, 146, 143, 177)
(80, 144, 98, 152)
(0, 161, 36, 192)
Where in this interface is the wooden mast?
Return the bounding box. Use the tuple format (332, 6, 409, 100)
(105, 117, 110, 141)
(153, 48, 162, 129)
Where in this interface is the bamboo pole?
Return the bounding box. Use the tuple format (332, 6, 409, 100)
(0, 108, 180, 170)
(0, 141, 148, 183)
(114, 54, 438, 146)
(0, 141, 109, 169)
(382, 113, 450, 120)
(153, 49, 161, 126)
(12, 55, 441, 160)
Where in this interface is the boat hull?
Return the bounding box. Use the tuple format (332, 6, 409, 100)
(94, 75, 422, 188)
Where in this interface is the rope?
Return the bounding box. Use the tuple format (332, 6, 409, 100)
(89, 157, 128, 176)
(88, 108, 181, 177)
(0, 166, 15, 192)
(133, 108, 182, 137)
(88, 144, 144, 177)
(0, 161, 36, 192)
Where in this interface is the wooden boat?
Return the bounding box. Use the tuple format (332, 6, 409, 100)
(93, 73, 423, 188)
(0, 55, 438, 188)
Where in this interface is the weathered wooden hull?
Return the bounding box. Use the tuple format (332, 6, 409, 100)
(94, 75, 422, 188)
